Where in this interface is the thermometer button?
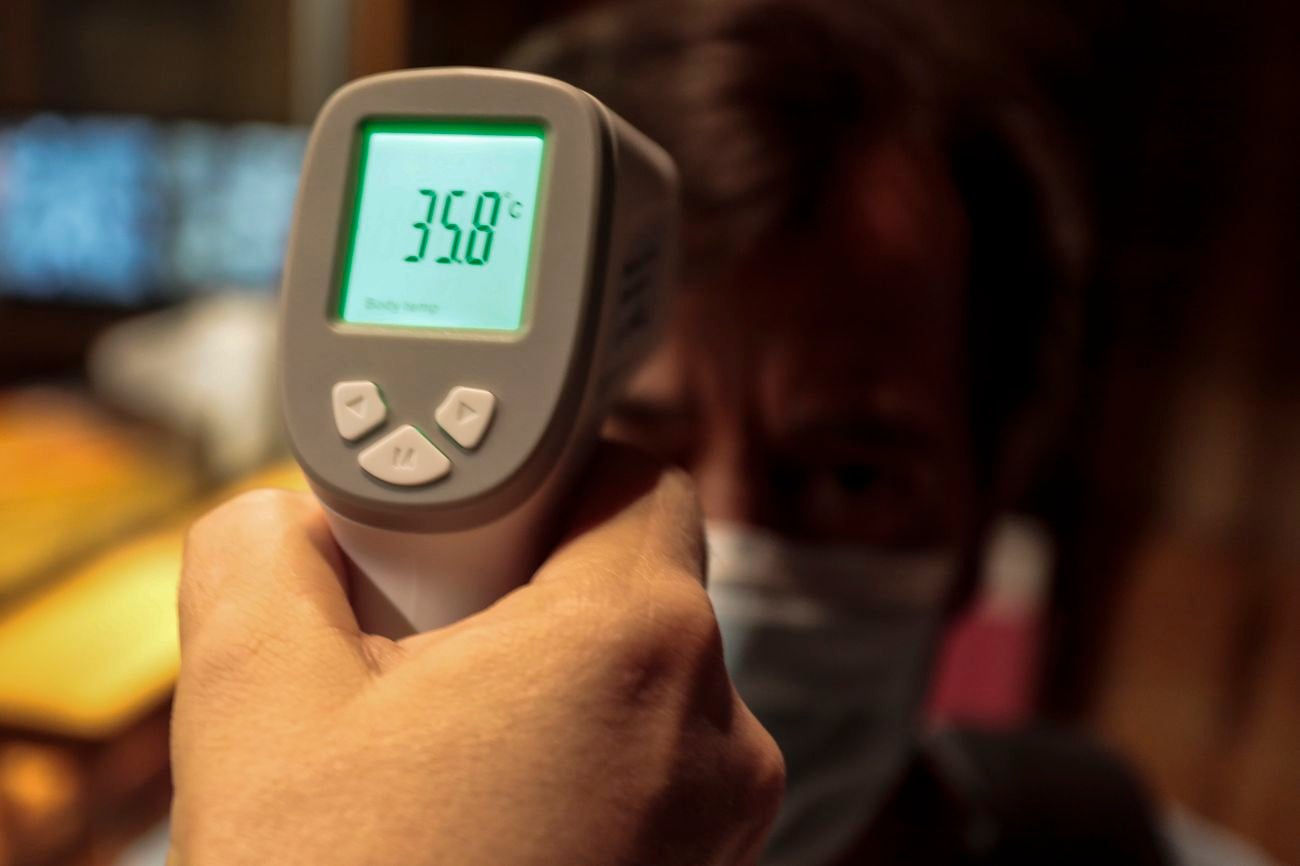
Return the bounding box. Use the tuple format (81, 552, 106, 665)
(332, 380, 387, 441)
(435, 386, 496, 450)
(358, 425, 451, 486)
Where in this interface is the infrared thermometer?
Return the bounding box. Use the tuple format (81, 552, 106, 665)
(279, 69, 677, 637)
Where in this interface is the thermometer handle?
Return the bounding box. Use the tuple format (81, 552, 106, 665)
(323, 447, 584, 638)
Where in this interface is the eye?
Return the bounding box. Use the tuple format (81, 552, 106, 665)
(833, 463, 883, 495)
(767, 458, 890, 504)
(769, 460, 805, 497)
(773, 421, 948, 545)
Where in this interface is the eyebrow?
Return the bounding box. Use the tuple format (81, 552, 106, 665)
(608, 396, 697, 423)
(777, 410, 937, 453)
(612, 395, 935, 453)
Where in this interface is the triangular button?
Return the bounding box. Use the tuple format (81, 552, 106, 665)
(332, 380, 386, 441)
(435, 386, 496, 450)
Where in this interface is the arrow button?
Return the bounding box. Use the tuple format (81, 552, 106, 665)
(332, 380, 387, 441)
(436, 386, 496, 450)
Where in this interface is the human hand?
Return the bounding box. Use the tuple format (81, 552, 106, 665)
(169, 448, 783, 866)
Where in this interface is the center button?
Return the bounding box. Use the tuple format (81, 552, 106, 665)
(358, 425, 450, 486)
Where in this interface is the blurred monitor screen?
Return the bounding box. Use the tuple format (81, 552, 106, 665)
(0, 115, 306, 305)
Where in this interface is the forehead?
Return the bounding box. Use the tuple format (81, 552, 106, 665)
(651, 139, 970, 426)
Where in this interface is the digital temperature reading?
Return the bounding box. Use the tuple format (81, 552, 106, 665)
(337, 120, 545, 331)
(402, 189, 522, 265)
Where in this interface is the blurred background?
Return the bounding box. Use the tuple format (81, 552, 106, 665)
(0, 1, 1296, 864)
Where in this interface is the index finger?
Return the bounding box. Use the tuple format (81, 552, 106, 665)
(531, 442, 708, 600)
(179, 489, 367, 677)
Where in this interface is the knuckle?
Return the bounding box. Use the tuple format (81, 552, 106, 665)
(183, 489, 317, 572)
(182, 489, 287, 586)
(224, 487, 312, 530)
(577, 580, 722, 689)
(646, 579, 720, 653)
(217, 488, 311, 531)
(187, 490, 280, 553)
(180, 489, 321, 643)
(723, 710, 786, 826)
(745, 725, 788, 814)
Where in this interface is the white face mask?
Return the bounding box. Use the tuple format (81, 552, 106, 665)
(705, 522, 956, 866)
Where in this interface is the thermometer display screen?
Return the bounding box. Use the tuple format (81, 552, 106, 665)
(337, 120, 545, 331)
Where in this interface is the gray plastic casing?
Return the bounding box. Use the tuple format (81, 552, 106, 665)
(278, 69, 677, 634)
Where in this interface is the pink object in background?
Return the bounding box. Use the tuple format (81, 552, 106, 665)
(927, 518, 1051, 726)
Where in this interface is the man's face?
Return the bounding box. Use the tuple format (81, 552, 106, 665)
(606, 139, 977, 552)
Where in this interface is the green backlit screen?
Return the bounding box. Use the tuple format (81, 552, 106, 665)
(337, 120, 545, 331)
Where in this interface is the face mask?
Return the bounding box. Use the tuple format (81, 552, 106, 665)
(705, 522, 955, 866)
